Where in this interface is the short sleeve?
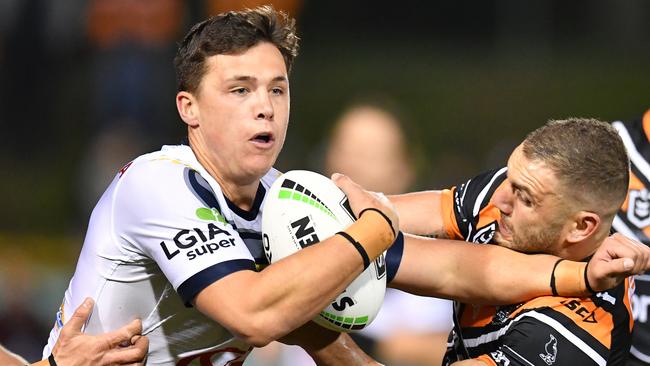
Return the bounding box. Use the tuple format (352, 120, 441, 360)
(112, 159, 256, 305)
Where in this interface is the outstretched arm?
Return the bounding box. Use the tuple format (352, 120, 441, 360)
(389, 191, 447, 237)
(389, 189, 650, 303)
(391, 233, 560, 304)
(390, 230, 649, 305)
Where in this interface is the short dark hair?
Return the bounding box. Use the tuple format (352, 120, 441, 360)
(174, 5, 299, 93)
(522, 118, 630, 214)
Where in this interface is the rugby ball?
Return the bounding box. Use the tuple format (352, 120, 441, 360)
(262, 170, 387, 332)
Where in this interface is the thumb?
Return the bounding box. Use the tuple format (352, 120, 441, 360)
(65, 297, 94, 333)
(331, 173, 358, 197)
(609, 257, 635, 275)
(587, 257, 636, 292)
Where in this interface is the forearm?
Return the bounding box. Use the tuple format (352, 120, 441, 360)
(389, 191, 447, 237)
(308, 333, 378, 366)
(196, 211, 395, 346)
(392, 234, 562, 304)
(281, 322, 378, 366)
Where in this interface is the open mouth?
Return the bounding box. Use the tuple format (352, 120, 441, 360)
(250, 132, 274, 145)
(498, 218, 512, 237)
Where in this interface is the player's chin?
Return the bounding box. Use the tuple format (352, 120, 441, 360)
(245, 156, 277, 178)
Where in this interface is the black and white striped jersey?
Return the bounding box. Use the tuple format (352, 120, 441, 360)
(440, 169, 634, 366)
(612, 109, 650, 364)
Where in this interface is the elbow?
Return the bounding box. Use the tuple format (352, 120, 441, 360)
(229, 313, 290, 347)
(239, 331, 274, 348)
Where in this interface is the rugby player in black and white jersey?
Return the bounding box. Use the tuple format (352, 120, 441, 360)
(40, 7, 650, 366)
(385, 118, 648, 365)
(612, 109, 650, 366)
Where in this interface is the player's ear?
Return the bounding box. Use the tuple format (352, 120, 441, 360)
(566, 211, 600, 243)
(176, 91, 200, 127)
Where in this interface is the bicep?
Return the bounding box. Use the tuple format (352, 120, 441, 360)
(193, 269, 259, 335)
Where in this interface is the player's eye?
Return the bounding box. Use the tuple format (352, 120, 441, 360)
(270, 87, 284, 95)
(231, 87, 249, 95)
(515, 190, 533, 207)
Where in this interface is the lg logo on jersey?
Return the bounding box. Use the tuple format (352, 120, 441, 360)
(160, 223, 237, 261)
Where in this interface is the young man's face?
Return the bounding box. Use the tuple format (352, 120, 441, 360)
(191, 42, 290, 184)
(492, 144, 571, 255)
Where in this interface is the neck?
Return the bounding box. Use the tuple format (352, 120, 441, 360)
(188, 134, 259, 211)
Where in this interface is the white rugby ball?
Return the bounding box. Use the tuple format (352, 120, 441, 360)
(262, 170, 387, 332)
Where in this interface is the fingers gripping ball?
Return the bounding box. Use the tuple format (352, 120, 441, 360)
(262, 170, 387, 332)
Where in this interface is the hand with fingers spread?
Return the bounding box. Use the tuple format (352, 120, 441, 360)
(44, 298, 148, 366)
(586, 233, 650, 292)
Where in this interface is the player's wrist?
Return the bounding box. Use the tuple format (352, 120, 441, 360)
(550, 259, 592, 296)
(339, 208, 396, 264)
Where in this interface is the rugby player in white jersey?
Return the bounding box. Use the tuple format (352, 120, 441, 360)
(42, 6, 650, 366)
(43, 7, 399, 365)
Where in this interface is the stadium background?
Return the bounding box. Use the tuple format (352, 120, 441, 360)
(0, 0, 649, 363)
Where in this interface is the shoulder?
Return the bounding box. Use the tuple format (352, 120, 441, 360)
(116, 146, 221, 205)
(446, 167, 507, 242)
(110, 146, 227, 237)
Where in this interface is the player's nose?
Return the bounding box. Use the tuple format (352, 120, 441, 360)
(492, 183, 513, 215)
(254, 90, 274, 121)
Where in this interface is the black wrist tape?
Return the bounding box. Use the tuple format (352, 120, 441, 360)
(337, 231, 371, 269)
(584, 260, 596, 294)
(550, 258, 565, 296)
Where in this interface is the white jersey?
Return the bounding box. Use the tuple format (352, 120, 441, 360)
(43, 145, 280, 366)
